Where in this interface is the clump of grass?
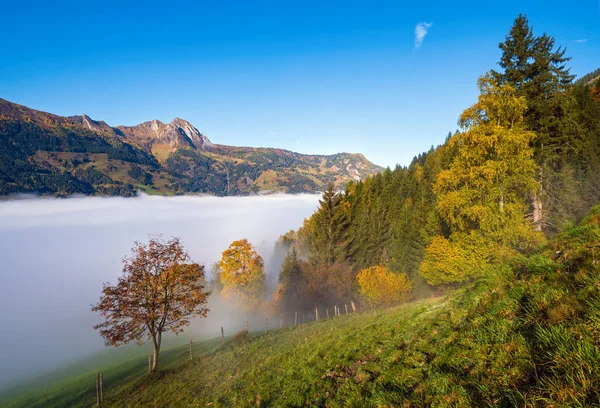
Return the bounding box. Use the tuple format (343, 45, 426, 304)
(524, 253, 558, 275)
(231, 329, 249, 346)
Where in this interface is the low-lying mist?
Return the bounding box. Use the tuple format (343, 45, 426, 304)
(0, 193, 319, 391)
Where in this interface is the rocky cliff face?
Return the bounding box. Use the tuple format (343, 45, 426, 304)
(117, 118, 212, 154)
(68, 114, 118, 134)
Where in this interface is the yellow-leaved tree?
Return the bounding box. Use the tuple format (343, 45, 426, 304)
(218, 239, 266, 310)
(356, 266, 412, 307)
(418, 235, 489, 286)
(420, 74, 543, 286)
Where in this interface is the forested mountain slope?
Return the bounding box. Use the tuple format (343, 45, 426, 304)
(0, 99, 382, 197)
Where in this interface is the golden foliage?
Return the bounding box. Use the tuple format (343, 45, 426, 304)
(356, 265, 412, 307)
(421, 75, 543, 286)
(218, 239, 266, 311)
(419, 235, 489, 286)
(436, 77, 538, 236)
(459, 73, 528, 130)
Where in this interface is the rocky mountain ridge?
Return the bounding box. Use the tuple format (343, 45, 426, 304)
(0, 98, 383, 197)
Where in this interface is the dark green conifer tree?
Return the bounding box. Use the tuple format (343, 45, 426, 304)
(492, 14, 574, 143)
(277, 248, 306, 313)
(309, 183, 351, 266)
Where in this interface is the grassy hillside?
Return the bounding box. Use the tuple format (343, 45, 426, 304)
(0, 336, 226, 408)
(3, 205, 599, 407)
(2, 298, 449, 408)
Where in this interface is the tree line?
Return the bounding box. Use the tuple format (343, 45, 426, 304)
(271, 14, 600, 316)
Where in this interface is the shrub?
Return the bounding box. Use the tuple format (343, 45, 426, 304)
(356, 265, 412, 307)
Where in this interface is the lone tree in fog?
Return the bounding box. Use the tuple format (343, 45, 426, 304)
(218, 239, 266, 311)
(91, 236, 210, 374)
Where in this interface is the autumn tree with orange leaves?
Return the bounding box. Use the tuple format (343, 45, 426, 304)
(592, 78, 600, 103)
(91, 236, 210, 373)
(218, 239, 266, 311)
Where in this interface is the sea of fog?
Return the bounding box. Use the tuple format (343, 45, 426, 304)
(0, 193, 320, 390)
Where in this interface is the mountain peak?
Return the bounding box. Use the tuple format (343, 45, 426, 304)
(116, 117, 212, 154)
(170, 118, 212, 148)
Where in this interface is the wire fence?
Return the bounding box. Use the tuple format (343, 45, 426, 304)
(93, 300, 360, 406)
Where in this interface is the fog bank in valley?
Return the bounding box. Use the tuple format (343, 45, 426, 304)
(0, 194, 319, 390)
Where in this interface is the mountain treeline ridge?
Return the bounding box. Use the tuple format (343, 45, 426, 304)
(0, 99, 382, 197)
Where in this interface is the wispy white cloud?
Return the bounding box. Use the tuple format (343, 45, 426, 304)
(414, 22, 433, 49)
(574, 38, 588, 43)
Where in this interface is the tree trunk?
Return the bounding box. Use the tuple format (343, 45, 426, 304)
(532, 166, 543, 232)
(532, 191, 543, 231)
(151, 332, 161, 373)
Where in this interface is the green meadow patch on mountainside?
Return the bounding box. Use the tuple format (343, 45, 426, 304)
(4, 205, 600, 407)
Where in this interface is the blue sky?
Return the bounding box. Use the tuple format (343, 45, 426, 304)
(1, 0, 598, 168)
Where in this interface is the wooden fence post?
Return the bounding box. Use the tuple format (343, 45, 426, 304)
(280, 314, 283, 328)
(351, 301, 356, 312)
(326, 309, 329, 318)
(99, 372, 103, 403)
(96, 373, 100, 406)
(189, 340, 193, 360)
(315, 308, 319, 321)
(265, 316, 268, 333)
(148, 355, 151, 374)
(221, 327, 224, 344)
(345, 304, 348, 314)
(295, 311, 298, 326)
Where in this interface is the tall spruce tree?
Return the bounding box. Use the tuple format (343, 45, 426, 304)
(492, 14, 574, 139)
(492, 14, 576, 231)
(276, 248, 306, 313)
(308, 183, 350, 266)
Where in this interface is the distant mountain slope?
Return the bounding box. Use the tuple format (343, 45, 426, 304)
(0, 98, 382, 197)
(575, 67, 600, 86)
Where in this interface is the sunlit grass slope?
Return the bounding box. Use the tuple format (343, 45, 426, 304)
(5, 205, 600, 407)
(1, 337, 223, 408)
